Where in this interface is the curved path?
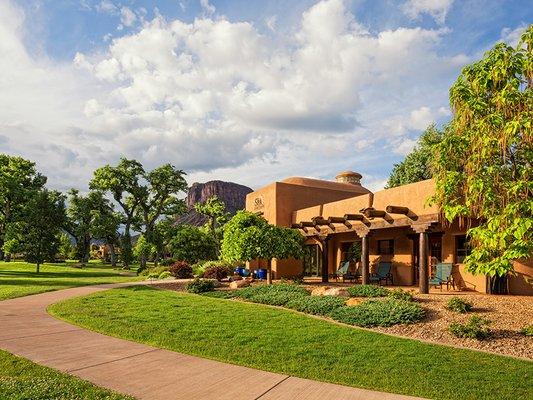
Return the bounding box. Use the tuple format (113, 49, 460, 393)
(0, 283, 425, 400)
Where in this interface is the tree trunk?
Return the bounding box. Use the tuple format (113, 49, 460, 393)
(267, 259, 273, 285)
(140, 252, 147, 271)
(122, 225, 132, 269)
(109, 244, 117, 268)
(154, 250, 160, 267)
(36, 262, 40, 273)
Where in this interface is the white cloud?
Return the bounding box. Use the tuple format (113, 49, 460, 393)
(120, 7, 137, 27)
(1, 0, 464, 191)
(402, 0, 454, 25)
(200, 0, 215, 16)
(265, 15, 277, 31)
(96, 0, 118, 15)
(500, 24, 527, 47)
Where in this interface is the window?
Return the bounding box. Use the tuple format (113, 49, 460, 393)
(378, 239, 394, 255)
(455, 235, 471, 263)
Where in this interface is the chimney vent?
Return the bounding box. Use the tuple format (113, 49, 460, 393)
(335, 171, 362, 185)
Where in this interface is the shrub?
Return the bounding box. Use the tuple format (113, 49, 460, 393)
(160, 258, 176, 266)
(347, 284, 389, 297)
(158, 271, 172, 279)
(445, 297, 473, 313)
(449, 315, 490, 340)
(186, 278, 215, 294)
(521, 325, 533, 337)
(388, 288, 414, 302)
(331, 299, 425, 327)
(236, 283, 310, 306)
(285, 295, 346, 316)
(146, 272, 161, 279)
(169, 261, 193, 279)
(202, 261, 235, 281)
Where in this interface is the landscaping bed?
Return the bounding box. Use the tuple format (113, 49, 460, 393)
(151, 280, 533, 359)
(372, 292, 533, 360)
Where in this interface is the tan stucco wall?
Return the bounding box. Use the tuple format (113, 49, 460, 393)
(293, 179, 438, 223)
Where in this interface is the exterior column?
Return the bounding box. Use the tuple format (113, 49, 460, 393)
(361, 234, 370, 285)
(419, 231, 429, 294)
(320, 236, 329, 283)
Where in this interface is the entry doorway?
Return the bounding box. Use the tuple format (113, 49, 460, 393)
(303, 244, 322, 277)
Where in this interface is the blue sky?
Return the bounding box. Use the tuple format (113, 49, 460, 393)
(1, 0, 532, 192)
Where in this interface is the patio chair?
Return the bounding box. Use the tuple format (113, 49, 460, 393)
(429, 263, 454, 290)
(332, 261, 350, 282)
(369, 262, 393, 285)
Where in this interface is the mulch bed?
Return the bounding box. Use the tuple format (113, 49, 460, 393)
(150, 280, 532, 360)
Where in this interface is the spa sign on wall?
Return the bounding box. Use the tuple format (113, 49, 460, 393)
(253, 196, 264, 211)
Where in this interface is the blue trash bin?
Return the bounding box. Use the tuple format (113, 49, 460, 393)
(257, 268, 267, 280)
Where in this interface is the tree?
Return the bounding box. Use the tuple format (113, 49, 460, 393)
(194, 195, 229, 256)
(57, 233, 75, 260)
(221, 211, 304, 284)
(432, 25, 533, 283)
(133, 235, 155, 264)
(386, 124, 444, 188)
(90, 207, 121, 267)
(0, 155, 46, 260)
(20, 190, 66, 273)
(66, 189, 113, 263)
(168, 225, 218, 264)
(134, 164, 188, 271)
(90, 158, 145, 269)
(91, 158, 187, 271)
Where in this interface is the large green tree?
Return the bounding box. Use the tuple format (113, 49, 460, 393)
(168, 225, 218, 264)
(91, 158, 187, 271)
(386, 124, 444, 188)
(20, 189, 66, 272)
(194, 195, 229, 256)
(221, 211, 304, 284)
(0, 155, 46, 260)
(90, 158, 144, 269)
(432, 25, 533, 282)
(66, 189, 114, 263)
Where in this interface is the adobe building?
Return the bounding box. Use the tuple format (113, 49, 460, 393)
(246, 171, 532, 295)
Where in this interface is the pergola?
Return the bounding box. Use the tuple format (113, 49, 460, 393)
(291, 204, 440, 294)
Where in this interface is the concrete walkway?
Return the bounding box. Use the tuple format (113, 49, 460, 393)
(0, 283, 426, 400)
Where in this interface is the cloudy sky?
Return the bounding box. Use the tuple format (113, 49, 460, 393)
(0, 0, 531, 192)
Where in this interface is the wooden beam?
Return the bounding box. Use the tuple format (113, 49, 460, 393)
(344, 213, 364, 221)
(385, 205, 410, 215)
(300, 221, 315, 227)
(363, 209, 386, 218)
(312, 217, 330, 225)
(328, 216, 346, 223)
(290, 223, 302, 229)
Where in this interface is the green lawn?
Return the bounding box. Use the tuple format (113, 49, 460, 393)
(50, 286, 533, 400)
(0, 261, 141, 301)
(0, 349, 133, 400)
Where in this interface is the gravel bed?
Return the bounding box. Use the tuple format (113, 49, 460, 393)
(372, 293, 533, 360)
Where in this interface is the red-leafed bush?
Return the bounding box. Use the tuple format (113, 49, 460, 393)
(169, 261, 193, 279)
(202, 264, 234, 281)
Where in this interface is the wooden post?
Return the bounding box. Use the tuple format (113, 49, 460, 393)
(267, 259, 273, 285)
(321, 237, 329, 283)
(419, 232, 429, 294)
(361, 234, 369, 285)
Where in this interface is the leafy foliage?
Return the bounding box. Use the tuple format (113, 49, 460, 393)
(285, 295, 346, 316)
(194, 195, 229, 256)
(0, 155, 46, 260)
(19, 190, 67, 272)
(168, 225, 218, 264)
(221, 211, 304, 283)
(449, 315, 491, 340)
(169, 261, 193, 279)
(432, 25, 533, 277)
(521, 324, 533, 336)
(387, 288, 414, 302)
(236, 283, 310, 306)
(387, 124, 444, 188)
(186, 278, 215, 293)
(202, 263, 234, 281)
(445, 296, 473, 313)
(331, 299, 425, 327)
(347, 284, 389, 297)
(132, 235, 155, 263)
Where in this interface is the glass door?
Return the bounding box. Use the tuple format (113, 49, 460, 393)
(303, 244, 322, 276)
